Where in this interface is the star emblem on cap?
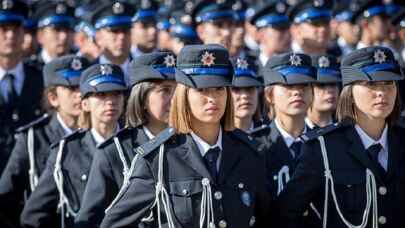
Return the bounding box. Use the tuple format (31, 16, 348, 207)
(313, 0, 324, 7)
(100, 64, 113, 75)
(276, 2, 286, 13)
(56, 3, 67, 14)
(201, 51, 216, 67)
(112, 2, 124, 14)
(164, 55, 176, 67)
(237, 58, 249, 69)
(71, 58, 82, 70)
(2, 0, 13, 10)
(289, 54, 302, 66)
(318, 56, 330, 68)
(374, 49, 387, 64)
(217, 0, 225, 4)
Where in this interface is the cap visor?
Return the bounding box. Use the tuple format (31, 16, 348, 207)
(232, 77, 262, 87)
(175, 70, 231, 88)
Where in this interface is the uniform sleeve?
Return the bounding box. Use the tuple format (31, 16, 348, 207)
(74, 149, 119, 228)
(252, 157, 272, 228)
(0, 133, 29, 227)
(20, 148, 59, 228)
(100, 156, 156, 228)
(276, 140, 324, 228)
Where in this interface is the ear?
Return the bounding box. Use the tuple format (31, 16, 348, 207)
(264, 87, 273, 105)
(95, 30, 103, 47)
(47, 89, 59, 109)
(81, 98, 91, 112)
(36, 28, 44, 45)
(196, 24, 205, 41)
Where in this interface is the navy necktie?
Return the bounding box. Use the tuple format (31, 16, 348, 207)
(204, 147, 220, 183)
(367, 143, 386, 176)
(290, 141, 302, 159)
(3, 73, 17, 109)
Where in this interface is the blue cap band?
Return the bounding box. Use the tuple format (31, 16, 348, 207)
(181, 67, 229, 76)
(294, 8, 331, 24)
(171, 24, 198, 39)
(196, 10, 235, 23)
(132, 10, 157, 22)
(385, 4, 399, 15)
(363, 5, 386, 18)
(235, 69, 257, 78)
(155, 67, 175, 75)
(38, 15, 75, 28)
(318, 68, 340, 78)
(95, 15, 132, 29)
(57, 70, 82, 79)
(335, 11, 352, 22)
(157, 19, 170, 30)
(255, 14, 289, 28)
(235, 11, 246, 22)
(76, 21, 96, 38)
(87, 75, 126, 87)
(278, 66, 315, 77)
(0, 12, 25, 23)
(24, 19, 37, 29)
(361, 62, 398, 74)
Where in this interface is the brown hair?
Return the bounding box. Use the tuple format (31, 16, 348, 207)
(336, 84, 401, 125)
(41, 86, 57, 114)
(169, 84, 235, 133)
(78, 104, 91, 129)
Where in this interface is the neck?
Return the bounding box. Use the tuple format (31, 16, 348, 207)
(0, 55, 20, 70)
(301, 45, 327, 55)
(276, 113, 305, 138)
(307, 109, 333, 127)
(192, 121, 220, 146)
(357, 114, 386, 141)
(103, 52, 128, 65)
(92, 121, 117, 139)
(136, 45, 154, 54)
(145, 120, 167, 136)
(229, 45, 243, 58)
(58, 112, 79, 129)
(234, 116, 253, 132)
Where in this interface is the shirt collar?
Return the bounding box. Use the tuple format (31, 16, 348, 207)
(354, 124, 388, 152)
(99, 55, 130, 74)
(259, 51, 269, 66)
(291, 41, 304, 53)
(142, 126, 155, 140)
(275, 118, 306, 148)
(41, 50, 54, 64)
(190, 126, 223, 158)
(0, 62, 24, 80)
(91, 124, 120, 145)
(56, 113, 74, 135)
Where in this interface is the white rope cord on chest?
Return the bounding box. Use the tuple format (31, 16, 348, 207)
(277, 165, 290, 195)
(113, 137, 129, 178)
(317, 135, 379, 228)
(200, 178, 215, 228)
(53, 139, 78, 219)
(28, 127, 39, 191)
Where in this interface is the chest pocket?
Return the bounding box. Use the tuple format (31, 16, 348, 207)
(169, 179, 203, 225)
(331, 170, 366, 213)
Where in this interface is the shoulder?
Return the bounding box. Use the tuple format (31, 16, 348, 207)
(135, 127, 176, 158)
(15, 114, 50, 133)
(248, 123, 270, 135)
(97, 127, 135, 149)
(300, 121, 351, 143)
(50, 129, 87, 149)
(228, 129, 260, 152)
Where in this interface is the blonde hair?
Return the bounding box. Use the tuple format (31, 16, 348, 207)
(169, 84, 235, 133)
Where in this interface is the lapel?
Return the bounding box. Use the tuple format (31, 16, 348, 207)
(126, 127, 149, 158)
(386, 126, 400, 181)
(269, 122, 295, 165)
(179, 134, 214, 183)
(218, 132, 243, 184)
(49, 114, 69, 141)
(344, 127, 385, 183)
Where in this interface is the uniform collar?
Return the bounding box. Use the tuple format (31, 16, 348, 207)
(142, 126, 155, 140)
(0, 61, 23, 80)
(56, 113, 74, 135)
(99, 55, 130, 75)
(354, 124, 388, 152)
(274, 118, 306, 148)
(40, 50, 54, 64)
(305, 117, 332, 129)
(259, 51, 269, 66)
(91, 124, 120, 145)
(190, 126, 223, 158)
(291, 41, 304, 53)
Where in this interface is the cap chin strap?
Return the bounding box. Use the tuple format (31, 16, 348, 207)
(317, 135, 379, 228)
(28, 127, 39, 192)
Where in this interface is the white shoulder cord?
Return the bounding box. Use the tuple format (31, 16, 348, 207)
(317, 135, 378, 228)
(113, 137, 130, 178)
(277, 165, 290, 195)
(199, 178, 215, 228)
(27, 127, 39, 191)
(53, 139, 78, 221)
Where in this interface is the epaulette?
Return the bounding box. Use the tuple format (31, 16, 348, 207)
(300, 121, 350, 142)
(135, 127, 176, 157)
(230, 128, 260, 152)
(16, 114, 50, 133)
(97, 127, 133, 149)
(50, 128, 87, 149)
(247, 124, 269, 135)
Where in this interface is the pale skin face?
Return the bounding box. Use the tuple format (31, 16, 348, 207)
(336, 21, 360, 45)
(197, 20, 234, 49)
(145, 80, 176, 125)
(293, 21, 331, 50)
(96, 27, 131, 61)
(368, 15, 389, 42)
(82, 91, 124, 126)
(311, 83, 339, 112)
(0, 23, 24, 58)
(258, 26, 291, 54)
(37, 26, 73, 57)
(231, 87, 258, 120)
(131, 21, 157, 51)
(188, 87, 227, 126)
(352, 81, 397, 123)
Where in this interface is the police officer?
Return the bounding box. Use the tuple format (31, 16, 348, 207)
(391, 7, 405, 66)
(100, 44, 270, 228)
(289, 0, 340, 56)
(192, 0, 235, 50)
(74, 16, 101, 61)
(0, 55, 90, 228)
(34, 1, 76, 66)
(22, 3, 39, 59)
(333, 3, 360, 56)
(75, 52, 177, 228)
(249, 1, 291, 66)
(278, 46, 405, 228)
(229, 0, 251, 59)
(130, 0, 159, 57)
(306, 54, 341, 129)
(0, 0, 43, 175)
(91, 1, 135, 82)
(21, 64, 127, 228)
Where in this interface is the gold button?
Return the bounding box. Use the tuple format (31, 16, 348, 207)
(379, 186, 387, 195)
(378, 216, 386, 224)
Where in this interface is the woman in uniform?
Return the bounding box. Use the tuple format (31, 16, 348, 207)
(75, 52, 177, 228)
(278, 46, 405, 228)
(20, 63, 126, 228)
(100, 44, 270, 228)
(306, 54, 341, 129)
(0, 55, 90, 228)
